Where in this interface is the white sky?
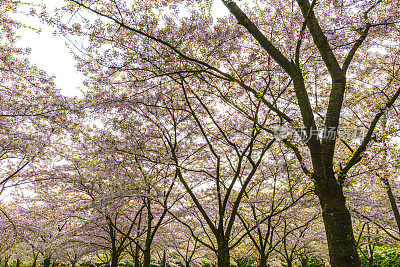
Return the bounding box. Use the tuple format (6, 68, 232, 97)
(14, 0, 85, 97)
(17, 29, 85, 97)
(14, 0, 230, 98)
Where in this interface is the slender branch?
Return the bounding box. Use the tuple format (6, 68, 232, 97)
(68, 0, 292, 124)
(222, 0, 295, 76)
(342, 24, 371, 73)
(294, 0, 318, 66)
(296, 0, 342, 76)
(342, 87, 400, 175)
(351, 208, 400, 242)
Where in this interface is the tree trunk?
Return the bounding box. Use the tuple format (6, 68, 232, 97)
(133, 246, 141, 267)
(217, 237, 230, 267)
(314, 171, 360, 267)
(142, 244, 151, 267)
(300, 257, 307, 267)
(368, 259, 374, 267)
(44, 258, 51, 267)
(382, 176, 400, 234)
(32, 255, 37, 267)
(258, 255, 267, 267)
(16, 259, 20, 267)
(110, 251, 119, 267)
(143, 198, 153, 267)
(160, 250, 166, 267)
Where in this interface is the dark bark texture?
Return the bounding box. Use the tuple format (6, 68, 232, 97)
(43, 258, 51, 267)
(314, 171, 360, 266)
(217, 237, 230, 267)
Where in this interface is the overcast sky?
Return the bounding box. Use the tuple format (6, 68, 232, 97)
(14, 0, 230, 98)
(15, 0, 84, 97)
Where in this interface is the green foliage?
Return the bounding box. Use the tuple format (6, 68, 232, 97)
(297, 251, 325, 267)
(79, 262, 96, 267)
(359, 246, 400, 267)
(301, 256, 325, 267)
(233, 257, 257, 267)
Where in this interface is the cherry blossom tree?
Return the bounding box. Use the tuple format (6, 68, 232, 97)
(0, 202, 19, 260)
(1, 0, 399, 265)
(0, 0, 70, 193)
(235, 152, 318, 266)
(42, 118, 183, 267)
(164, 224, 202, 267)
(42, 18, 279, 264)
(48, 0, 400, 265)
(9, 185, 84, 267)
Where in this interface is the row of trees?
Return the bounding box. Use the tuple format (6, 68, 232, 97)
(1, 0, 400, 266)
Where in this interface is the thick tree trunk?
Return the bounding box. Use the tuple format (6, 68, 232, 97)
(143, 198, 153, 267)
(44, 258, 51, 267)
(258, 255, 267, 267)
(217, 238, 230, 267)
(107, 218, 119, 267)
(314, 171, 360, 267)
(110, 251, 119, 267)
(142, 245, 151, 267)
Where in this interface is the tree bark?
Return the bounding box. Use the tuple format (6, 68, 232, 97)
(107, 217, 119, 267)
(44, 258, 51, 267)
(133, 244, 141, 267)
(32, 254, 38, 267)
(300, 257, 307, 267)
(143, 197, 153, 267)
(110, 252, 119, 267)
(4, 256, 9, 267)
(217, 237, 230, 267)
(160, 250, 166, 267)
(382, 176, 400, 234)
(16, 259, 20, 267)
(142, 243, 151, 267)
(314, 171, 360, 267)
(258, 255, 267, 267)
